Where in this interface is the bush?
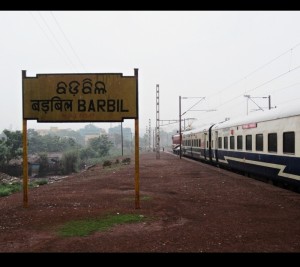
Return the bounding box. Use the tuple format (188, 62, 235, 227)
(62, 150, 79, 174)
(0, 182, 22, 197)
(102, 160, 112, 168)
(121, 158, 131, 165)
(38, 153, 49, 177)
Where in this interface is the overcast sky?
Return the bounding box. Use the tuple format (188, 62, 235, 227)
(1, 11, 300, 135)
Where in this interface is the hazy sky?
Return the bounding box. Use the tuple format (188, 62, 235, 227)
(1, 11, 300, 135)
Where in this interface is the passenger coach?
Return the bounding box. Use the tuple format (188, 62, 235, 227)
(179, 103, 300, 189)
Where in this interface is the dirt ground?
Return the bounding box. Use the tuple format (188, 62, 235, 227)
(1, 151, 300, 252)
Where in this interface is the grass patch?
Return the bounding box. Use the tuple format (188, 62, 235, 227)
(30, 179, 48, 188)
(0, 182, 22, 197)
(0, 179, 48, 197)
(58, 214, 145, 237)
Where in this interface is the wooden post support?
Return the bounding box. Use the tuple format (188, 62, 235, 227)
(23, 119, 28, 208)
(22, 70, 29, 208)
(135, 118, 140, 209)
(134, 68, 140, 209)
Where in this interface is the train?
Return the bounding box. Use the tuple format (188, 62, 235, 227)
(172, 102, 300, 191)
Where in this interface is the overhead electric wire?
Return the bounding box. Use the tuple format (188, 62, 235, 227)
(50, 11, 86, 71)
(202, 42, 300, 116)
(245, 64, 300, 95)
(214, 63, 300, 109)
(37, 11, 79, 71)
(210, 41, 300, 99)
(29, 11, 72, 68)
(278, 96, 300, 106)
(194, 61, 300, 124)
(266, 81, 300, 95)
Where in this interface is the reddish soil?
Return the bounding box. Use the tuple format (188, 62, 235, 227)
(1, 151, 300, 252)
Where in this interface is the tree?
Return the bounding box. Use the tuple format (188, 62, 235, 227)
(38, 153, 49, 177)
(28, 129, 46, 153)
(61, 150, 79, 174)
(87, 135, 113, 157)
(27, 129, 82, 154)
(79, 147, 97, 161)
(0, 140, 9, 165)
(2, 130, 23, 163)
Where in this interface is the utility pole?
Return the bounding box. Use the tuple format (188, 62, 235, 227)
(179, 96, 208, 159)
(153, 129, 155, 151)
(156, 84, 160, 159)
(121, 122, 123, 156)
(145, 125, 148, 150)
(179, 96, 182, 159)
(149, 119, 151, 151)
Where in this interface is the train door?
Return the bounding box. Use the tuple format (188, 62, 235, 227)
(214, 131, 219, 163)
(208, 125, 215, 162)
(203, 133, 207, 160)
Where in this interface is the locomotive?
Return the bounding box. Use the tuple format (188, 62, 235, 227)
(172, 102, 300, 191)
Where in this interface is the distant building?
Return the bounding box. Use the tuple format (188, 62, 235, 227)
(78, 124, 100, 136)
(78, 124, 106, 145)
(84, 134, 100, 144)
(36, 127, 63, 136)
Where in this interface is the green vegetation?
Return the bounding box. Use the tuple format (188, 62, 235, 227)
(0, 182, 22, 197)
(58, 214, 145, 237)
(28, 129, 82, 154)
(102, 160, 112, 168)
(0, 179, 48, 197)
(0, 127, 131, 177)
(0, 130, 22, 165)
(86, 135, 113, 158)
(30, 179, 48, 187)
(38, 153, 50, 176)
(61, 150, 79, 174)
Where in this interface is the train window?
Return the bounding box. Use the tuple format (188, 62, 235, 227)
(199, 139, 201, 147)
(256, 134, 263, 151)
(237, 135, 243, 150)
(230, 136, 235, 150)
(218, 137, 222, 149)
(224, 137, 228, 149)
(207, 141, 208, 148)
(246, 135, 252, 151)
(211, 140, 214, 148)
(283, 132, 295, 154)
(268, 133, 277, 152)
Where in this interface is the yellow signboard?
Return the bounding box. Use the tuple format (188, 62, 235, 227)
(23, 72, 138, 122)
